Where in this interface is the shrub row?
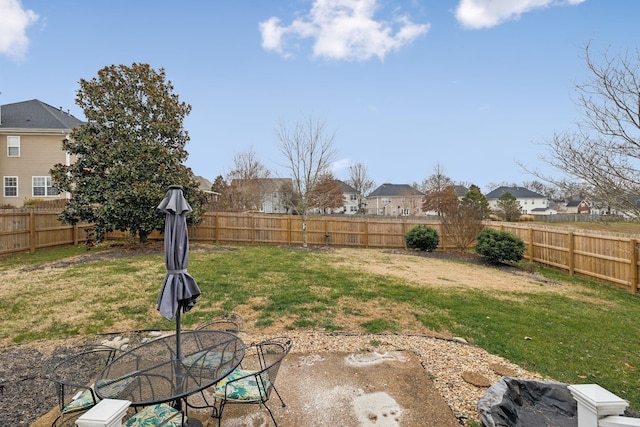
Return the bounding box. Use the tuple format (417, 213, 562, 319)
(404, 225, 524, 264)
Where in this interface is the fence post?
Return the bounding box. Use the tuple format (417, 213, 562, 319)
(364, 220, 369, 248)
(324, 218, 329, 246)
(288, 216, 292, 245)
(251, 213, 255, 244)
(568, 232, 575, 276)
(528, 228, 534, 262)
(631, 239, 638, 294)
(29, 211, 36, 253)
(213, 213, 218, 243)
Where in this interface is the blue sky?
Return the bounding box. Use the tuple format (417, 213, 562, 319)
(1, 0, 637, 192)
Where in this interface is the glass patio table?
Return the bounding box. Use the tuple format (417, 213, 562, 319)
(95, 330, 245, 426)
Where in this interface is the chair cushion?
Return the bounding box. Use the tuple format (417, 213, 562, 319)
(213, 368, 271, 402)
(124, 403, 182, 427)
(182, 349, 236, 371)
(63, 377, 134, 413)
(62, 388, 96, 413)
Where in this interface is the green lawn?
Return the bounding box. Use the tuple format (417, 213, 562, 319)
(2, 243, 640, 410)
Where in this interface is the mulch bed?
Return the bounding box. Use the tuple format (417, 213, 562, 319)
(1, 336, 101, 425)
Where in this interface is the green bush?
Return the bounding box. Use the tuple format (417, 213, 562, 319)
(475, 228, 525, 264)
(405, 225, 439, 252)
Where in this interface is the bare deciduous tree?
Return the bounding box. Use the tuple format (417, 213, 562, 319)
(421, 163, 454, 215)
(276, 115, 337, 246)
(346, 162, 375, 214)
(439, 185, 486, 251)
(532, 42, 640, 216)
(227, 147, 270, 211)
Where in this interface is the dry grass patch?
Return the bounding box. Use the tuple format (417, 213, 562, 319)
(327, 248, 610, 303)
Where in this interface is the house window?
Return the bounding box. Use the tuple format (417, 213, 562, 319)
(4, 176, 17, 197)
(350, 206, 357, 212)
(382, 198, 391, 205)
(7, 136, 20, 157)
(32, 176, 59, 197)
(349, 194, 357, 201)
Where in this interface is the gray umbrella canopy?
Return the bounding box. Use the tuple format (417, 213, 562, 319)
(156, 185, 201, 321)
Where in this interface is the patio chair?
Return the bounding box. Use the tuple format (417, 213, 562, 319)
(48, 345, 123, 427)
(208, 336, 292, 427)
(195, 312, 243, 334)
(123, 403, 184, 427)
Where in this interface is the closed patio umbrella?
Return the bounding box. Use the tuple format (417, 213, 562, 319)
(156, 185, 201, 359)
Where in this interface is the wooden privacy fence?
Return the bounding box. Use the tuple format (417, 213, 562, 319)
(2, 210, 640, 294)
(495, 222, 640, 294)
(0, 210, 94, 255)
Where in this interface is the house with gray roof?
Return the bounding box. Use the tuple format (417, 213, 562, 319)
(0, 99, 84, 207)
(366, 183, 425, 216)
(485, 186, 554, 215)
(336, 180, 359, 215)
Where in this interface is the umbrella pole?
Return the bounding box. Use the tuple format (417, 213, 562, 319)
(176, 303, 182, 360)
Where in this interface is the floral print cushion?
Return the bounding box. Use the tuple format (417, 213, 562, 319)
(62, 387, 96, 413)
(182, 349, 234, 370)
(182, 350, 222, 368)
(213, 368, 271, 402)
(124, 403, 182, 427)
(63, 377, 135, 413)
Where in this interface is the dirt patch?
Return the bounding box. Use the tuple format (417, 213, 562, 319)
(14, 242, 234, 273)
(328, 248, 567, 295)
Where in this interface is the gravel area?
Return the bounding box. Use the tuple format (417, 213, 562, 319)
(241, 330, 546, 425)
(2, 329, 546, 426)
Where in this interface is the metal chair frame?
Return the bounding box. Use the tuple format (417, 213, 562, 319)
(208, 336, 292, 427)
(195, 312, 243, 334)
(48, 345, 121, 427)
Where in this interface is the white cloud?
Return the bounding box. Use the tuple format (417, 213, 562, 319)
(0, 0, 39, 60)
(331, 158, 352, 176)
(455, 0, 586, 29)
(259, 0, 430, 61)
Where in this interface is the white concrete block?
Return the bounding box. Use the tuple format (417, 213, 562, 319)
(599, 416, 640, 427)
(76, 399, 131, 427)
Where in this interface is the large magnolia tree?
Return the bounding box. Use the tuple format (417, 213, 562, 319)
(51, 63, 205, 242)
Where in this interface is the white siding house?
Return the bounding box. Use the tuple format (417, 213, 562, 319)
(485, 186, 553, 215)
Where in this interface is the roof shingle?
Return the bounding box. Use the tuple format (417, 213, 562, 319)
(0, 99, 84, 130)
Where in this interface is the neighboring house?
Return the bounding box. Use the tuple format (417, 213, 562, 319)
(366, 183, 424, 216)
(590, 195, 640, 218)
(316, 180, 360, 215)
(194, 175, 213, 192)
(339, 181, 359, 215)
(194, 175, 221, 208)
(485, 186, 553, 215)
(453, 185, 469, 198)
(251, 178, 292, 214)
(565, 199, 591, 214)
(0, 99, 84, 207)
